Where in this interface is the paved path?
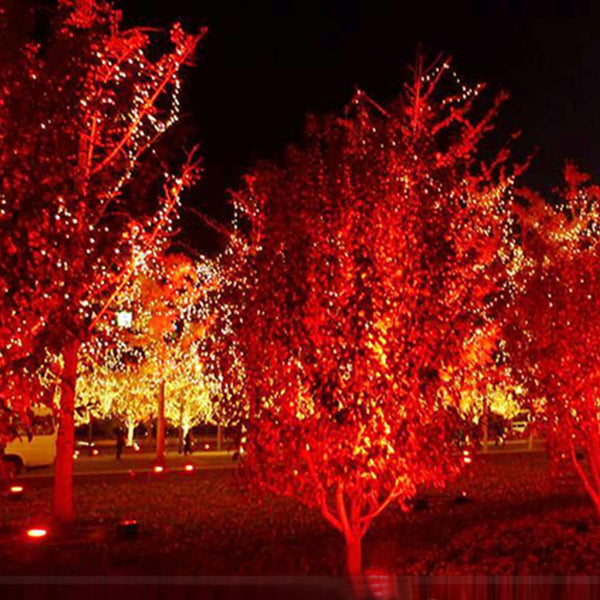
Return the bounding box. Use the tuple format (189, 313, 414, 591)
(21, 449, 236, 481)
(14, 437, 544, 485)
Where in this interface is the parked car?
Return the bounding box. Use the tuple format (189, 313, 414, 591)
(511, 412, 530, 435)
(74, 440, 100, 457)
(3, 409, 56, 476)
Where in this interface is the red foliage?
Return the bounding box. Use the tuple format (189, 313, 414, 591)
(506, 163, 600, 512)
(226, 58, 521, 574)
(0, 0, 202, 516)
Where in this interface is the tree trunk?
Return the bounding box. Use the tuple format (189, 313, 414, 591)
(146, 414, 154, 449)
(87, 411, 93, 456)
(178, 424, 184, 454)
(178, 401, 185, 454)
(53, 338, 80, 523)
(181, 424, 190, 454)
(126, 418, 135, 447)
(217, 424, 223, 451)
(570, 437, 600, 514)
(156, 378, 166, 466)
(481, 396, 489, 453)
(345, 534, 362, 576)
(344, 531, 365, 599)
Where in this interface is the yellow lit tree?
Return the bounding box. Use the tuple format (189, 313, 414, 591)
(164, 348, 216, 450)
(106, 251, 222, 465)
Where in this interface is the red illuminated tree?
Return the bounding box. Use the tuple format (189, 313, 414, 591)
(505, 164, 600, 512)
(0, 0, 202, 518)
(226, 58, 522, 576)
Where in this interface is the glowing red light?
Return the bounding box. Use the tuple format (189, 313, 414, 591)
(153, 465, 164, 473)
(365, 568, 397, 600)
(116, 518, 139, 538)
(9, 485, 24, 494)
(184, 464, 194, 472)
(26, 528, 48, 539)
(92, 449, 99, 456)
(204, 443, 210, 450)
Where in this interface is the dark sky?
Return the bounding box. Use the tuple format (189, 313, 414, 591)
(122, 0, 600, 225)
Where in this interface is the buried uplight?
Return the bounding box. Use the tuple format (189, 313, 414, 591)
(26, 528, 48, 539)
(184, 464, 194, 472)
(8, 484, 24, 500)
(116, 519, 139, 538)
(365, 568, 398, 600)
(153, 465, 164, 473)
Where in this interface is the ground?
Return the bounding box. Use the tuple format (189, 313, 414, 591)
(0, 451, 597, 576)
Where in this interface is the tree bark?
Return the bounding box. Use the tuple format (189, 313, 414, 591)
(180, 424, 190, 454)
(146, 414, 154, 449)
(53, 338, 80, 523)
(178, 424, 184, 454)
(156, 378, 166, 466)
(178, 401, 185, 454)
(178, 423, 190, 454)
(217, 424, 223, 451)
(126, 418, 135, 447)
(481, 396, 489, 453)
(87, 411, 93, 456)
(345, 534, 362, 576)
(345, 531, 365, 599)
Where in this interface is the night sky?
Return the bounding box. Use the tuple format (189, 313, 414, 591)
(122, 0, 600, 228)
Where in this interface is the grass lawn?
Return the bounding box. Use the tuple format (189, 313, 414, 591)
(1, 452, 598, 575)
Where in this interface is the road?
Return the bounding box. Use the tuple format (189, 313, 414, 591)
(478, 437, 544, 453)
(11, 437, 543, 487)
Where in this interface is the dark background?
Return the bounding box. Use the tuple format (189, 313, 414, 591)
(119, 0, 599, 234)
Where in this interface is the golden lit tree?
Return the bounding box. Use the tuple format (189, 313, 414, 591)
(75, 344, 155, 445)
(447, 324, 526, 449)
(164, 348, 216, 449)
(107, 251, 221, 464)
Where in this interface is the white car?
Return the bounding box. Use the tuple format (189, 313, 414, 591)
(511, 412, 530, 435)
(3, 410, 57, 475)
